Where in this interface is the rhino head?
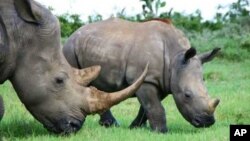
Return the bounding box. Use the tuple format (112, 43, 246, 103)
(0, 0, 147, 134)
(170, 47, 220, 128)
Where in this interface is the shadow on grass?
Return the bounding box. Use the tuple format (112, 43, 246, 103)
(167, 123, 201, 134)
(0, 119, 53, 139)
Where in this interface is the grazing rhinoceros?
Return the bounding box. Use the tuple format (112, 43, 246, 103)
(0, 0, 148, 134)
(63, 18, 221, 133)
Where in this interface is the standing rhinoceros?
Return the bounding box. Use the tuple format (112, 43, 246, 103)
(0, 1, 148, 134)
(63, 18, 221, 133)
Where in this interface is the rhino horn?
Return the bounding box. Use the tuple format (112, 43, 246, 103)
(209, 98, 220, 113)
(73, 65, 101, 86)
(85, 63, 149, 114)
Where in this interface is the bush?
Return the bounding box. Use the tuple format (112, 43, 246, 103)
(188, 21, 250, 61)
(53, 0, 250, 62)
(57, 13, 84, 38)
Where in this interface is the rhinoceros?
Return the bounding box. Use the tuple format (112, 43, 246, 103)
(63, 18, 221, 133)
(0, 0, 148, 134)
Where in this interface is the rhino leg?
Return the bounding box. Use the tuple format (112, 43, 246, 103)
(133, 83, 167, 133)
(130, 92, 167, 129)
(99, 110, 120, 127)
(129, 106, 147, 128)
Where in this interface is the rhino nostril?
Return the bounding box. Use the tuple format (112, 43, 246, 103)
(68, 120, 82, 131)
(194, 118, 201, 124)
(192, 117, 202, 127)
(192, 114, 215, 128)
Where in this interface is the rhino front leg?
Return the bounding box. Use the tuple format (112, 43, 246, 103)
(99, 110, 120, 127)
(134, 83, 167, 133)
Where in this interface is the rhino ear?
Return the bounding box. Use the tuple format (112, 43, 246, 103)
(198, 48, 221, 64)
(184, 47, 196, 63)
(73, 66, 101, 86)
(14, 0, 40, 24)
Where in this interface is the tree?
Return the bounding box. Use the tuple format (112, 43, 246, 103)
(140, 0, 166, 19)
(218, 0, 250, 22)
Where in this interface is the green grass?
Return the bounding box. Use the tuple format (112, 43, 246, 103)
(0, 59, 250, 141)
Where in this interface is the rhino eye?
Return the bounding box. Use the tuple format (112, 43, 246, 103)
(53, 72, 68, 87)
(55, 77, 64, 84)
(184, 92, 192, 99)
(54, 75, 66, 85)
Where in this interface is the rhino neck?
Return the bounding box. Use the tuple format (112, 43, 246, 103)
(162, 33, 188, 94)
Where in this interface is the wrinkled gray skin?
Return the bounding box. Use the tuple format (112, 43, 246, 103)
(63, 18, 220, 133)
(0, 1, 148, 134)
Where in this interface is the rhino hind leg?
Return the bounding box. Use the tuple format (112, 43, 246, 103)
(99, 110, 120, 127)
(129, 106, 147, 128)
(133, 83, 168, 133)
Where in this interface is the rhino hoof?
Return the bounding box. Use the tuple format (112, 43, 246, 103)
(153, 127, 168, 134)
(129, 122, 147, 129)
(99, 119, 120, 127)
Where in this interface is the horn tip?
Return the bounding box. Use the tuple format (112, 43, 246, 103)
(93, 65, 101, 73)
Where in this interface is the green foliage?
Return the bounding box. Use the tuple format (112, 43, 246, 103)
(57, 13, 83, 38)
(87, 14, 103, 23)
(218, 0, 250, 23)
(140, 0, 250, 32)
(188, 21, 250, 61)
(53, 0, 249, 61)
(57, 13, 104, 38)
(115, 9, 139, 21)
(140, 0, 166, 19)
(164, 10, 204, 32)
(137, 0, 227, 32)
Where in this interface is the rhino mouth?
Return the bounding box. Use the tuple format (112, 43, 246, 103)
(43, 117, 84, 134)
(191, 114, 215, 128)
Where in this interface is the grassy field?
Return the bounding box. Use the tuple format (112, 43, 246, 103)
(0, 58, 250, 141)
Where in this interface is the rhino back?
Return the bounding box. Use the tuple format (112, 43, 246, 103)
(64, 19, 138, 91)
